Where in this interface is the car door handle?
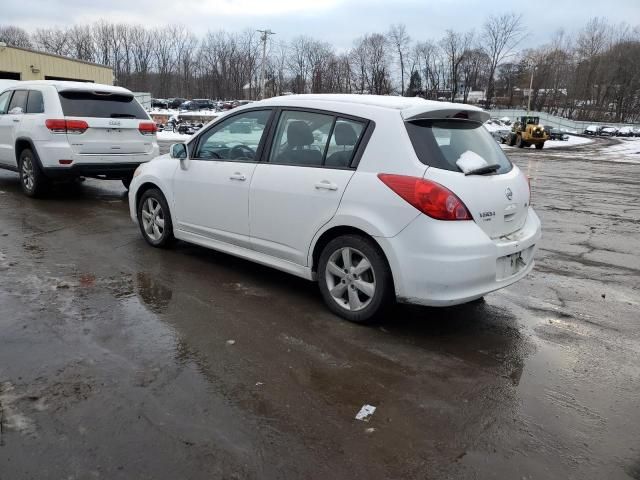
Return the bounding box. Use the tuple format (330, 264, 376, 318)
(314, 181, 338, 191)
(229, 173, 246, 181)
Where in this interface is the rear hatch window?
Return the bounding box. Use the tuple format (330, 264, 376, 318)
(59, 91, 148, 119)
(405, 119, 512, 175)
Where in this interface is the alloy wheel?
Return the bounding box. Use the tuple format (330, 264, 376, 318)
(141, 197, 165, 241)
(21, 156, 35, 192)
(325, 247, 376, 311)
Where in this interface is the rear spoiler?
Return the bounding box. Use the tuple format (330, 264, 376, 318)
(402, 104, 490, 123)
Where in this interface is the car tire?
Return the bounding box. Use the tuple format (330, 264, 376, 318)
(318, 234, 393, 323)
(137, 188, 175, 248)
(19, 148, 49, 197)
(535, 142, 544, 150)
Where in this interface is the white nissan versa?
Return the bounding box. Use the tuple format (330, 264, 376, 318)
(129, 95, 541, 322)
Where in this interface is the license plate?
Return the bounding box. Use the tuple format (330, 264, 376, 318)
(497, 250, 529, 280)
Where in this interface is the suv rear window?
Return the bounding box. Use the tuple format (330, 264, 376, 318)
(405, 119, 512, 174)
(58, 91, 147, 119)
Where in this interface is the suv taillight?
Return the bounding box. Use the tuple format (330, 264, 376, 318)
(139, 122, 158, 135)
(378, 174, 472, 221)
(45, 119, 88, 134)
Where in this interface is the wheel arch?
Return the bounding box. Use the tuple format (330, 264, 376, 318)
(310, 225, 395, 286)
(14, 137, 41, 167)
(135, 181, 170, 212)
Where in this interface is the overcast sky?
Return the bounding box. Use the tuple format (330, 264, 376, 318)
(2, 0, 639, 49)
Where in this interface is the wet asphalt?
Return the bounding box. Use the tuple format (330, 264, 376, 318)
(0, 138, 639, 480)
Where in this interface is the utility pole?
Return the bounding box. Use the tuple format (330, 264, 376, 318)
(527, 62, 535, 116)
(257, 29, 275, 100)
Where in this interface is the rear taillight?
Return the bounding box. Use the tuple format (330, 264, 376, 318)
(139, 122, 158, 135)
(378, 174, 472, 221)
(45, 119, 88, 134)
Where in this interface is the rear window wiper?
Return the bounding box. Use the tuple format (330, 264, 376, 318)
(464, 163, 501, 176)
(110, 113, 137, 118)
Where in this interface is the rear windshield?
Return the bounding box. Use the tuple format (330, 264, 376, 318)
(405, 119, 512, 174)
(58, 91, 148, 119)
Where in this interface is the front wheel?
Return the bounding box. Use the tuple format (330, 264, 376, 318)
(318, 235, 393, 323)
(137, 188, 175, 247)
(19, 148, 49, 197)
(535, 142, 544, 150)
(516, 135, 525, 148)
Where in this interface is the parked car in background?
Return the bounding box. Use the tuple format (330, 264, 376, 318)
(180, 99, 216, 111)
(129, 94, 540, 322)
(600, 126, 618, 136)
(584, 125, 599, 135)
(168, 98, 187, 109)
(151, 98, 169, 109)
(549, 128, 568, 141)
(616, 126, 635, 137)
(635, 127, 640, 137)
(0, 80, 159, 196)
(484, 118, 510, 143)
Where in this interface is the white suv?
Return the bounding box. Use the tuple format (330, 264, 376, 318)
(129, 95, 541, 322)
(0, 81, 159, 196)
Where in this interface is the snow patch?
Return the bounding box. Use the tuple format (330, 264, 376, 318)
(456, 150, 489, 174)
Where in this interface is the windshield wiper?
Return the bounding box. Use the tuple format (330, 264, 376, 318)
(464, 163, 501, 176)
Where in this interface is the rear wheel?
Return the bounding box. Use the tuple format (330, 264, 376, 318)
(137, 188, 174, 248)
(19, 148, 49, 197)
(516, 134, 525, 148)
(318, 235, 393, 323)
(535, 142, 544, 150)
(508, 133, 516, 146)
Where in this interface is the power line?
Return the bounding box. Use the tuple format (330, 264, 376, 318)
(257, 29, 276, 100)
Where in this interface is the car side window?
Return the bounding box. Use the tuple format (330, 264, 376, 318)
(0, 91, 11, 115)
(7, 90, 28, 114)
(269, 111, 334, 167)
(194, 110, 271, 162)
(324, 118, 366, 168)
(26, 90, 44, 114)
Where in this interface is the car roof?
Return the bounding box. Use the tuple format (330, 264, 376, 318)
(254, 94, 489, 122)
(2, 80, 132, 95)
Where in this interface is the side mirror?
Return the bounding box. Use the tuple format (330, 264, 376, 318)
(170, 143, 187, 159)
(9, 106, 24, 115)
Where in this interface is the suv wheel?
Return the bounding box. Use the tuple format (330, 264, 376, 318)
(19, 148, 48, 197)
(137, 188, 174, 247)
(318, 235, 393, 323)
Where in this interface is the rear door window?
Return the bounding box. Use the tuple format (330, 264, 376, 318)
(8, 90, 28, 113)
(325, 118, 366, 168)
(405, 119, 512, 174)
(269, 110, 335, 167)
(26, 90, 44, 114)
(58, 91, 147, 119)
(0, 91, 11, 114)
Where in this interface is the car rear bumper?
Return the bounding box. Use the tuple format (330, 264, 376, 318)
(34, 139, 158, 178)
(376, 208, 541, 306)
(42, 162, 144, 179)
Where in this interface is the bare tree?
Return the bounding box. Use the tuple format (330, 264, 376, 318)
(481, 13, 525, 108)
(440, 30, 473, 101)
(387, 24, 411, 95)
(0, 25, 32, 48)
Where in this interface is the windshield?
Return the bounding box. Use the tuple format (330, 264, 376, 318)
(59, 91, 148, 119)
(405, 119, 513, 174)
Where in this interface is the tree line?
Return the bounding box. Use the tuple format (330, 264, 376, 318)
(1, 15, 639, 122)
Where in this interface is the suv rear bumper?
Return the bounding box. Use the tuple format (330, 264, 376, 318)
(42, 163, 142, 179)
(376, 208, 541, 306)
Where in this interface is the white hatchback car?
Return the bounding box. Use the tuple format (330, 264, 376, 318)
(129, 95, 541, 322)
(0, 81, 159, 196)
